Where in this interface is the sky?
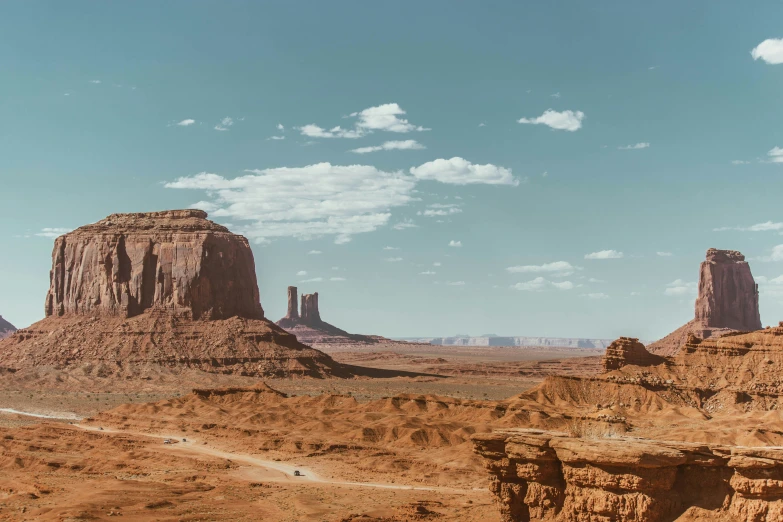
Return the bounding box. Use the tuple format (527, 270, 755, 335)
(1, 1, 783, 340)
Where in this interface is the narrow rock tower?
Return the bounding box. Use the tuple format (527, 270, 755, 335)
(694, 249, 761, 332)
(301, 292, 322, 324)
(286, 286, 299, 320)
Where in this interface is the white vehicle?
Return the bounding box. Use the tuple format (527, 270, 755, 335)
(163, 439, 172, 444)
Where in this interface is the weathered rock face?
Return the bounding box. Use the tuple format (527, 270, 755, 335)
(285, 286, 299, 320)
(648, 248, 761, 356)
(0, 211, 348, 378)
(474, 429, 783, 522)
(300, 292, 321, 324)
(0, 315, 15, 340)
(695, 249, 761, 331)
(45, 210, 263, 321)
(602, 337, 664, 371)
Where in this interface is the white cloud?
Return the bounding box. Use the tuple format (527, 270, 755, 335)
(419, 203, 462, 217)
(307, 250, 322, 255)
(166, 163, 416, 244)
(511, 277, 574, 291)
(768, 147, 783, 163)
(618, 142, 650, 150)
(732, 160, 750, 165)
(89, 80, 101, 84)
(410, 157, 518, 186)
(584, 250, 624, 260)
(330, 277, 346, 282)
(215, 117, 234, 131)
(383, 246, 399, 250)
(177, 119, 195, 127)
(751, 38, 783, 64)
(541, 171, 549, 177)
(449, 240, 462, 247)
(296, 270, 307, 276)
(299, 124, 364, 139)
(268, 136, 285, 140)
(35, 227, 72, 238)
(392, 219, 418, 230)
(385, 257, 403, 262)
(433, 262, 441, 267)
(588, 278, 606, 283)
(331, 266, 339, 270)
(518, 109, 585, 132)
(447, 281, 466, 286)
(664, 279, 698, 296)
(350, 103, 429, 133)
(420, 271, 436, 275)
(506, 261, 579, 277)
(550, 92, 561, 98)
(478, 123, 486, 127)
(582, 292, 609, 299)
(350, 140, 425, 154)
(630, 291, 641, 296)
(762, 245, 783, 262)
(656, 251, 673, 257)
(277, 123, 285, 131)
(301, 277, 323, 283)
(714, 221, 783, 232)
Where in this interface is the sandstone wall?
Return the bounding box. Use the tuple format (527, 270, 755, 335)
(474, 429, 783, 522)
(44, 210, 264, 321)
(602, 337, 665, 371)
(694, 249, 761, 331)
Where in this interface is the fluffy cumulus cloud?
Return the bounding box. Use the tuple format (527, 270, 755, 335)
(177, 119, 195, 126)
(506, 261, 579, 277)
(768, 147, 783, 163)
(166, 163, 416, 244)
(618, 142, 650, 150)
(410, 157, 518, 186)
(511, 277, 574, 291)
(584, 250, 624, 260)
(35, 227, 72, 238)
(350, 140, 425, 154)
(715, 221, 783, 232)
(299, 103, 428, 139)
(751, 39, 783, 64)
(518, 109, 585, 132)
(757, 245, 783, 262)
(665, 279, 698, 296)
(448, 240, 462, 247)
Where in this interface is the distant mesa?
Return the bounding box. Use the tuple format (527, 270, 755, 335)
(648, 248, 762, 356)
(0, 315, 16, 340)
(276, 286, 414, 347)
(0, 210, 347, 378)
(403, 335, 613, 349)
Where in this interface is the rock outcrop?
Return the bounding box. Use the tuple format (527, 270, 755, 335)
(0, 211, 347, 378)
(45, 210, 263, 321)
(648, 248, 762, 356)
(473, 429, 783, 522)
(602, 337, 665, 371)
(300, 292, 321, 323)
(0, 315, 15, 340)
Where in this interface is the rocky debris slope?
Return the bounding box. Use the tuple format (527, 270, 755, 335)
(473, 428, 783, 522)
(648, 248, 762, 356)
(0, 211, 347, 378)
(602, 337, 665, 371)
(0, 315, 15, 340)
(276, 286, 420, 347)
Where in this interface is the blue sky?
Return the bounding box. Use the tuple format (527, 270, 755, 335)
(2, 1, 783, 339)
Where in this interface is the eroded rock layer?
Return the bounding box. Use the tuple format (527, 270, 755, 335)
(473, 429, 783, 522)
(0, 210, 346, 377)
(0, 315, 15, 340)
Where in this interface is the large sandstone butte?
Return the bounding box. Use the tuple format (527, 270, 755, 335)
(276, 286, 391, 346)
(0, 210, 346, 377)
(648, 248, 762, 356)
(0, 315, 15, 340)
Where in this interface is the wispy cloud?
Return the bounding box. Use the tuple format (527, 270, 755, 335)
(385, 257, 403, 262)
(656, 251, 673, 257)
(177, 119, 195, 127)
(448, 240, 462, 247)
(307, 250, 322, 255)
(350, 140, 425, 154)
(89, 80, 101, 84)
(383, 246, 399, 251)
(506, 261, 579, 277)
(756, 245, 783, 262)
(618, 142, 650, 150)
(581, 292, 609, 299)
(433, 262, 441, 267)
(419, 270, 436, 275)
(714, 221, 783, 232)
(35, 227, 72, 239)
(301, 277, 323, 282)
(447, 281, 466, 286)
(410, 157, 518, 186)
(392, 219, 418, 230)
(550, 92, 561, 98)
(296, 270, 307, 276)
(518, 109, 585, 132)
(419, 203, 462, 217)
(664, 279, 697, 296)
(330, 277, 346, 281)
(731, 160, 750, 165)
(214, 117, 234, 131)
(511, 277, 574, 291)
(584, 249, 624, 260)
(277, 123, 285, 131)
(751, 38, 783, 64)
(267, 135, 285, 141)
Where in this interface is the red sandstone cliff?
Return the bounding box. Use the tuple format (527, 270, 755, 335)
(0, 211, 346, 378)
(648, 248, 761, 356)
